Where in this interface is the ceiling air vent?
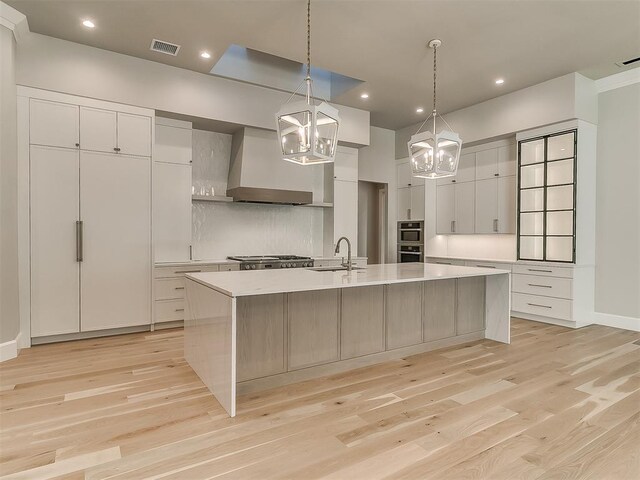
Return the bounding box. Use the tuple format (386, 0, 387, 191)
(615, 56, 640, 67)
(150, 39, 181, 56)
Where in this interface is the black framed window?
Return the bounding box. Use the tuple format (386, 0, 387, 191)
(517, 130, 577, 263)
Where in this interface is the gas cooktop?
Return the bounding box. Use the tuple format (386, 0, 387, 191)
(227, 255, 314, 270)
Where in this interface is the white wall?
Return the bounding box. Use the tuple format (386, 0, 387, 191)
(0, 23, 20, 344)
(358, 126, 396, 261)
(15, 33, 370, 146)
(191, 129, 324, 259)
(595, 83, 640, 319)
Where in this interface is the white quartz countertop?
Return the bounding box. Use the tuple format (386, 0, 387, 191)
(186, 263, 510, 297)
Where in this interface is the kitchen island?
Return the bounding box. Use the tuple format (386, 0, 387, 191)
(184, 263, 510, 416)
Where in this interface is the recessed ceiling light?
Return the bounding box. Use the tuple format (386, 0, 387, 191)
(495, 78, 505, 85)
(82, 19, 95, 28)
(360, 93, 369, 99)
(200, 51, 211, 59)
(416, 107, 424, 113)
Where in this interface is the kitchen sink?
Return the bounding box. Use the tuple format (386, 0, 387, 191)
(307, 266, 366, 272)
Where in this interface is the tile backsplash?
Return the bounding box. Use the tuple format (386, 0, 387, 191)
(191, 129, 325, 259)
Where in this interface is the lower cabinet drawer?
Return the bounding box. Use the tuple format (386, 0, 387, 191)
(512, 292, 572, 321)
(219, 263, 240, 271)
(512, 264, 573, 278)
(465, 261, 512, 271)
(155, 277, 185, 300)
(155, 299, 185, 323)
(512, 274, 572, 299)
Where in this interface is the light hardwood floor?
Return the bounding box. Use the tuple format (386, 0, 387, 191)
(1, 319, 639, 479)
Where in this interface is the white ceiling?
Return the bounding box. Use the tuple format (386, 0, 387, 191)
(8, 0, 640, 129)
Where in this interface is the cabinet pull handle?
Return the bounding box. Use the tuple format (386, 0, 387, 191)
(407, 208, 411, 220)
(175, 308, 185, 312)
(493, 219, 498, 232)
(527, 302, 552, 309)
(114, 147, 121, 152)
(436, 261, 452, 265)
(528, 268, 552, 273)
(451, 220, 456, 233)
(174, 286, 185, 290)
(452, 179, 456, 183)
(476, 265, 496, 269)
(76, 221, 83, 262)
(494, 173, 499, 177)
(75, 143, 80, 148)
(175, 269, 202, 274)
(528, 283, 552, 288)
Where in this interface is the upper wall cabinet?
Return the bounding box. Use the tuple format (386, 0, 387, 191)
(155, 120, 193, 165)
(30, 99, 79, 149)
(333, 147, 358, 182)
(79, 106, 151, 156)
(435, 141, 516, 235)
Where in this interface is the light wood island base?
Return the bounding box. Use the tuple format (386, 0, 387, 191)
(184, 264, 511, 417)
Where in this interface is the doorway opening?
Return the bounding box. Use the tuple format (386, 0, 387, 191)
(358, 181, 388, 264)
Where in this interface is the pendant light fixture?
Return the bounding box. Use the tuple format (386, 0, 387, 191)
(408, 39, 462, 179)
(276, 0, 340, 165)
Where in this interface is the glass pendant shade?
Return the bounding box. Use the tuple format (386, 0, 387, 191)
(408, 129, 462, 178)
(276, 99, 339, 165)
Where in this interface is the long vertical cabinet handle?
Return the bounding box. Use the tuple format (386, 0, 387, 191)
(76, 221, 83, 262)
(493, 219, 498, 232)
(451, 220, 456, 233)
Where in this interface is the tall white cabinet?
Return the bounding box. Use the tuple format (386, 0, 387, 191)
(324, 147, 358, 256)
(25, 89, 153, 339)
(396, 161, 425, 221)
(153, 117, 193, 263)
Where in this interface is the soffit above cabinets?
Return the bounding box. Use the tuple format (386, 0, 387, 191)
(7, 0, 640, 129)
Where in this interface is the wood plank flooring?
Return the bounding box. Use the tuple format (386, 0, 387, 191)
(1, 319, 639, 479)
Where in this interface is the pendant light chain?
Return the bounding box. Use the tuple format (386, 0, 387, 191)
(432, 43, 437, 115)
(307, 0, 311, 78)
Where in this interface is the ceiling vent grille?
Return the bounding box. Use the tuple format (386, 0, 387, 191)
(615, 56, 640, 67)
(150, 39, 181, 56)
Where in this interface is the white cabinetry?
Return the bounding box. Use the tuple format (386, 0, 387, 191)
(153, 118, 193, 263)
(30, 145, 80, 337)
(436, 182, 475, 234)
(327, 147, 358, 253)
(436, 140, 516, 235)
(26, 93, 153, 339)
(79, 106, 151, 156)
(396, 160, 425, 221)
(29, 99, 79, 149)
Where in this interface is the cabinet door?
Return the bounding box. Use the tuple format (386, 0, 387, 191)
(288, 289, 339, 369)
(334, 148, 358, 181)
(456, 277, 486, 334)
(117, 112, 151, 157)
(341, 286, 385, 359)
(397, 187, 411, 221)
(80, 151, 151, 331)
(397, 162, 412, 188)
(155, 124, 192, 165)
(236, 294, 285, 382)
(475, 178, 498, 234)
(475, 148, 498, 180)
(334, 179, 358, 250)
(423, 279, 456, 341)
(497, 175, 516, 233)
(498, 144, 517, 177)
(454, 182, 475, 233)
(436, 184, 455, 234)
(80, 106, 117, 153)
(386, 282, 423, 349)
(153, 163, 192, 262)
(30, 146, 80, 337)
(30, 99, 79, 149)
(456, 152, 476, 183)
(410, 185, 425, 220)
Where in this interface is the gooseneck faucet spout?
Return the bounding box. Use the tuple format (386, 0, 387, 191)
(335, 237, 352, 272)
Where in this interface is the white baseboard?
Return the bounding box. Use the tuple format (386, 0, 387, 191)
(592, 312, 640, 332)
(0, 335, 19, 362)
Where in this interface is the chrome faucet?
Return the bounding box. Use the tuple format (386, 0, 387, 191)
(335, 237, 352, 271)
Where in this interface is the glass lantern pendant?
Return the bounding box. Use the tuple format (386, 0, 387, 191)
(408, 39, 462, 179)
(276, 0, 340, 165)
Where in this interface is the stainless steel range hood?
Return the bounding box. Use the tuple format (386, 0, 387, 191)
(227, 127, 315, 205)
(226, 186, 312, 205)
